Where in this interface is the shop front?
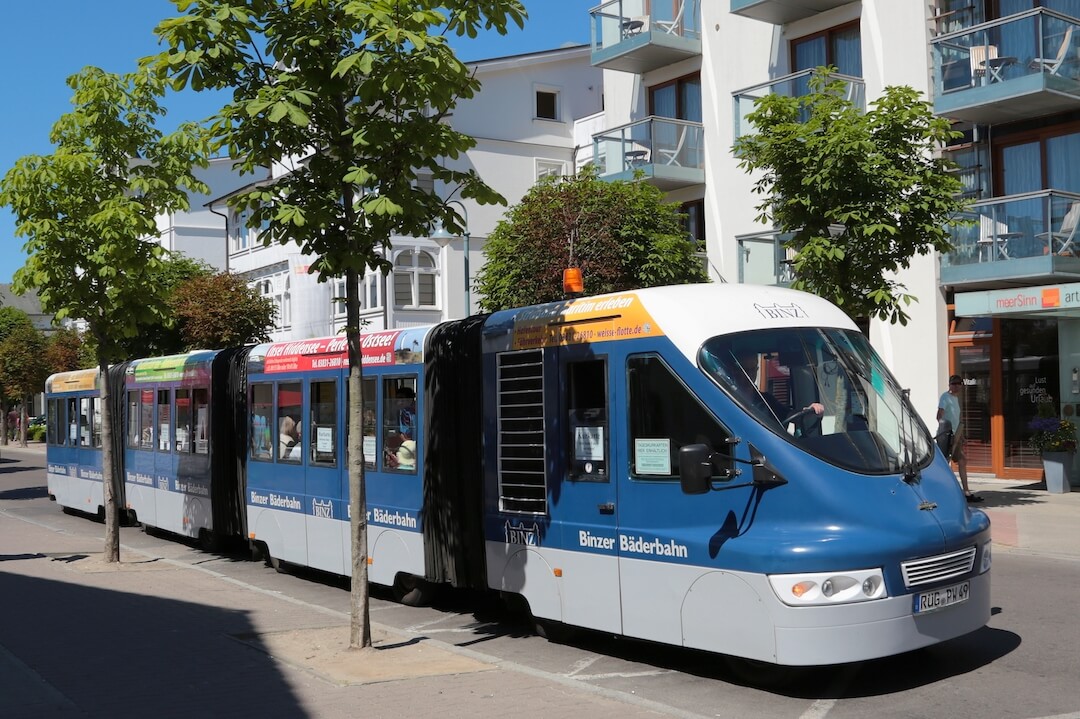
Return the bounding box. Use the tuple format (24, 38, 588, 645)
(954, 283, 1080, 480)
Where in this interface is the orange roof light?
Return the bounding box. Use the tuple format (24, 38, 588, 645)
(563, 267, 583, 294)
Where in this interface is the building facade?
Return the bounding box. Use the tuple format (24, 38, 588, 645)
(590, 0, 1080, 480)
(220, 45, 603, 341)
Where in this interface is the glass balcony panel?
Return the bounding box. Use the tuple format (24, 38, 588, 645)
(591, 116, 704, 189)
(590, 0, 702, 73)
(733, 70, 865, 138)
(932, 9, 1080, 123)
(737, 231, 795, 286)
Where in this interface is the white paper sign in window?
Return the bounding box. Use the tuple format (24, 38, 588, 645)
(574, 426, 604, 461)
(635, 438, 672, 475)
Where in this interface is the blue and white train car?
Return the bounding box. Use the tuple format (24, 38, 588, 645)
(121, 349, 248, 545)
(44, 368, 111, 516)
(475, 284, 991, 666)
(244, 328, 432, 594)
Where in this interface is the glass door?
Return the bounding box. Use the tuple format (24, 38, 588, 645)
(951, 342, 994, 472)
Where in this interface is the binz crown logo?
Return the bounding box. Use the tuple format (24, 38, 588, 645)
(312, 498, 334, 519)
(754, 302, 807, 320)
(504, 520, 541, 546)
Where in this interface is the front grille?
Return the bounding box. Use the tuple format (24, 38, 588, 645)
(901, 547, 976, 588)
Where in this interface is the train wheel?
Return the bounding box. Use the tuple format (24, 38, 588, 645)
(261, 545, 286, 574)
(533, 618, 577, 644)
(392, 574, 431, 607)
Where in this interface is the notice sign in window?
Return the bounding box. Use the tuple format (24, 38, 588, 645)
(575, 426, 604, 461)
(635, 438, 671, 475)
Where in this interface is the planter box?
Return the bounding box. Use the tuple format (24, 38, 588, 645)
(1042, 451, 1074, 494)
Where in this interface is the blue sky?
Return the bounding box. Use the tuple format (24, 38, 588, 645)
(0, 0, 594, 284)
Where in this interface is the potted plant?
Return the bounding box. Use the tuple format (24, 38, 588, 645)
(1028, 405, 1077, 494)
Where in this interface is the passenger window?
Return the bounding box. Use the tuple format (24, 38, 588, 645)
(566, 359, 608, 482)
(91, 398, 102, 448)
(278, 382, 302, 463)
(176, 389, 192, 453)
(47, 398, 59, 446)
(362, 377, 376, 470)
(67, 398, 78, 446)
(157, 389, 171, 451)
(250, 384, 273, 461)
(78, 398, 92, 447)
(627, 354, 732, 480)
(382, 377, 418, 473)
(310, 380, 336, 466)
(139, 390, 154, 450)
(126, 391, 140, 449)
(192, 388, 209, 455)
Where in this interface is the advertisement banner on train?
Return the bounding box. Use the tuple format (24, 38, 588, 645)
(510, 293, 664, 350)
(248, 328, 427, 374)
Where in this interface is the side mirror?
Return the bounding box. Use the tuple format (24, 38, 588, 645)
(749, 444, 788, 488)
(679, 443, 714, 495)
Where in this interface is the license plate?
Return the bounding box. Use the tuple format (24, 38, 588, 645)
(913, 580, 970, 614)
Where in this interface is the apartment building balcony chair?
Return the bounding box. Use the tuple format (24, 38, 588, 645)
(1030, 25, 1074, 76)
(1037, 200, 1080, 255)
(969, 44, 998, 85)
(653, 2, 685, 34)
(656, 124, 687, 167)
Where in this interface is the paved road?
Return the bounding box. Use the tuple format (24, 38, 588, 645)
(3, 444, 1080, 718)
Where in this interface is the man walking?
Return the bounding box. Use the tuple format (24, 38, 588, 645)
(938, 374, 982, 503)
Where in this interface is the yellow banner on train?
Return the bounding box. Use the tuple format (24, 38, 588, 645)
(49, 368, 98, 392)
(511, 293, 664, 350)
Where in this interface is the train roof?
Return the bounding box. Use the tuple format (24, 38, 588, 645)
(247, 326, 434, 373)
(484, 283, 856, 363)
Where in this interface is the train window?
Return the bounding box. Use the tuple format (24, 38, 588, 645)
(66, 398, 78, 446)
(250, 383, 273, 461)
(381, 377, 417, 473)
(176, 389, 192, 453)
(192, 388, 209, 454)
(357, 377, 376, 470)
(566, 359, 608, 482)
(78, 398, 92, 447)
(278, 382, 302, 463)
(46, 398, 59, 446)
(139, 390, 154, 450)
(91, 398, 102, 448)
(627, 354, 732, 480)
(127, 391, 141, 449)
(157, 389, 171, 451)
(310, 380, 336, 466)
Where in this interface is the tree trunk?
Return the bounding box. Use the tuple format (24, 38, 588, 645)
(99, 356, 120, 563)
(19, 397, 28, 447)
(346, 266, 372, 649)
(1, 400, 8, 447)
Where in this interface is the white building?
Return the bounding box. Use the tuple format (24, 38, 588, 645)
(589, 0, 1080, 482)
(216, 45, 603, 340)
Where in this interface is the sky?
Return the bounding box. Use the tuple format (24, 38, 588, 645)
(0, 0, 595, 284)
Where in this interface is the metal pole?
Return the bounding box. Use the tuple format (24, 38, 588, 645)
(463, 231, 471, 316)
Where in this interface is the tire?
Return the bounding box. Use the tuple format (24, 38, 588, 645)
(533, 618, 578, 644)
(198, 529, 221, 553)
(392, 574, 431, 607)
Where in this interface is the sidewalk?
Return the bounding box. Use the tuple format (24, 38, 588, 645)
(966, 473, 1080, 560)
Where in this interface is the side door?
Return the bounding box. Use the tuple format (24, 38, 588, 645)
(547, 345, 621, 634)
(305, 374, 346, 575)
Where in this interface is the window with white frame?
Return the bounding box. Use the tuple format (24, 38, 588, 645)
(393, 249, 437, 309)
(253, 270, 291, 330)
(230, 207, 251, 253)
(536, 159, 566, 181)
(535, 86, 560, 121)
(331, 273, 383, 320)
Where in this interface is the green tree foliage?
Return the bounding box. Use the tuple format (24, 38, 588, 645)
(476, 167, 708, 311)
(0, 324, 48, 446)
(0, 66, 211, 561)
(0, 307, 37, 444)
(149, 0, 526, 648)
(733, 70, 967, 325)
(170, 272, 275, 349)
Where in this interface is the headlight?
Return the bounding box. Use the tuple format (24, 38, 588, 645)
(768, 568, 887, 606)
(980, 540, 992, 573)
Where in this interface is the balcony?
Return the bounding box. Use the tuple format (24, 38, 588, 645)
(932, 8, 1080, 124)
(730, 0, 852, 25)
(592, 116, 705, 190)
(590, 0, 701, 74)
(941, 190, 1080, 290)
(733, 69, 865, 138)
(737, 231, 796, 286)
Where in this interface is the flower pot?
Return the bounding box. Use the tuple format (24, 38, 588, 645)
(1041, 451, 1073, 494)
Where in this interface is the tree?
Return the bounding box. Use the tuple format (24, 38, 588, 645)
(476, 167, 708, 311)
(732, 70, 967, 325)
(0, 325, 48, 446)
(46, 327, 90, 374)
(0, 66, 210, 562)
(116, 254, 217, 358)
(0, 307, 37, 445)
(170, 272, 276, 349)
(150, 0, 526, 649)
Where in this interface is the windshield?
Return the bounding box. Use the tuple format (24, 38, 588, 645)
(700, 328, 933, 474)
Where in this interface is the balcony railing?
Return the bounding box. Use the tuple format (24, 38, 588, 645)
(592, 116, 705, 190)
(932, 8, 1080, 123)
(733, 69, 866, 138)
(589, 0, 701, 74)
(737, 231, 796, 286)
(944, 190, 1080, 267)
(731, 0, 852, 26)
